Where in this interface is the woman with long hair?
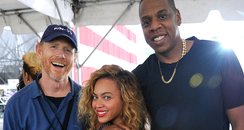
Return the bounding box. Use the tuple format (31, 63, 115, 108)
(78, 64, 150, 130)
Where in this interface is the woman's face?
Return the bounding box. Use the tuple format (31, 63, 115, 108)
(92, 78, 123, 124)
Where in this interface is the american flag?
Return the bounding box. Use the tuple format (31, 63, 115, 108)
(71, 25, 142, 85)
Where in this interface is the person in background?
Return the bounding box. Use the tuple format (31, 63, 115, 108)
(132, 0, 244, 130)
(16, 52, 41, 91)
(16, 74, 25, 91)
(4, 24, 82, 130)
(78, 64, 150, 130)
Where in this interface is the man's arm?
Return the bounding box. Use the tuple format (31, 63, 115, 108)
(227, 105, 244, 130)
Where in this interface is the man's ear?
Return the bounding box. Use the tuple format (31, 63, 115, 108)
(35, 43, 42, 58)
(175, 9, 182, 26)
(74, 52, 78, 61)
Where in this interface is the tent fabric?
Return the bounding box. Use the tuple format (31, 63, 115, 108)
(0, 0, 244, 84)
(72, 0, 244, 25)
(1, 0, 244, 34)
(0, 0, 66, 35)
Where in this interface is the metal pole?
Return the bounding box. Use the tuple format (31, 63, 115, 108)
(53, 0, 64, 25)
(0, 10, 8, 26)
(18, 14, 40, 38)
(77, 1, 136, 68)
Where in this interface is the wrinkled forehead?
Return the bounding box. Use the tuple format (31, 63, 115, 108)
(139, 0, 171, 17)
(41, 37, 75, 49)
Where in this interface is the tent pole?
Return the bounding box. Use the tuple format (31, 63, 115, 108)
(47, 16, 53, 25)
(77, 1, 136, 68)
(53, 0, 64, 25)
(17, 14, 40, 38)
(0, 10, 8, 26)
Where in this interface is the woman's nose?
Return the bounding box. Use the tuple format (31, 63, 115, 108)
(94, 99, 104, 108)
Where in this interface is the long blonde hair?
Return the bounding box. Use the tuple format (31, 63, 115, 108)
(78, 64, 150, 130)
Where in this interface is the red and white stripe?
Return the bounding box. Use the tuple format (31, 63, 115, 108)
(72, 25, 141, 84)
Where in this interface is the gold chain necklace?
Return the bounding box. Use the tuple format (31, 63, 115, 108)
(158, 39, 187, 84)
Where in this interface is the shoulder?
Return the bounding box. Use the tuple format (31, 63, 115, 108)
(188, 36, 228, 58)
(70, 79, 81, 91)
(5, 83, 37, 115)
(7, 82, 36, 102)
(132, 54, 158, 84)
(133, 54, 156, 74)
(73, 81, 81, 89)
(69, 79, 82, 99)
(188, 36, 221, 48)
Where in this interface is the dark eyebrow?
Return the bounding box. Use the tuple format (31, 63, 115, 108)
(141, 15, 151, 21)
(141, 9, 168, 20)
(101, 92, 112, 96)
(157, 9, 168, 14)
(93, 92, 112, 96)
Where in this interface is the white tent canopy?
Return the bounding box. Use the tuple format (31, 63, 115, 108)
(72, 0, 244, 25)
(0, 0, 70, 35)
(1, 0, 244, 34)
(0, 0, 244, 82)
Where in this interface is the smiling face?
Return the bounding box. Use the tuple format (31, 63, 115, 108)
(139, 0, 182, 55)
(36, 37, 76, 82)
(92, 78, 123, 124)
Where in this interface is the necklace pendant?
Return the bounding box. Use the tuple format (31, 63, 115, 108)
(161, 76, 171, 84)
(158, 39, 187, 84)
(160, 67, 177, 84)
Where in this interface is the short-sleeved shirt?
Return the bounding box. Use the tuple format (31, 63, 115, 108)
(3, 75, 82, 130)
(133, 36, 244, 130)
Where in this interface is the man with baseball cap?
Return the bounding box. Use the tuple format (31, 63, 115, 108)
(41, 24, 78, 50)
(4, 24, 83, 130)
